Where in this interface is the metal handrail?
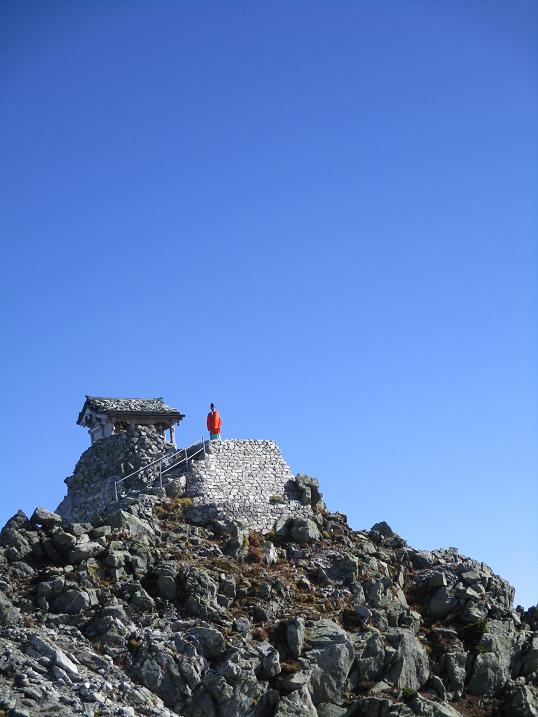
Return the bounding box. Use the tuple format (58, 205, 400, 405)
(113, 437, 206, 501)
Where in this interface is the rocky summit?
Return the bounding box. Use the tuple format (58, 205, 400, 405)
(0, 436, 537, 717)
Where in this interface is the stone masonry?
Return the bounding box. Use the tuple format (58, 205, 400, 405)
(56, 433, 315, 532)
(56, 426, 172, 522)
(182, 439, 313, 531)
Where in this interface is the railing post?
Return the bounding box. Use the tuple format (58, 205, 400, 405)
(202, 437, 206, 456)
(159, 459, 163, 489)
(114, 479, 118, 502)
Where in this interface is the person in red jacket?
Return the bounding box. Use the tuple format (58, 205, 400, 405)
(207, 403, 222, 440)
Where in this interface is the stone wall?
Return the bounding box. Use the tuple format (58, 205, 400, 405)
(56, 426, 171, 522)
(56, 434, 316, 532)
(183, 440, 313, 532)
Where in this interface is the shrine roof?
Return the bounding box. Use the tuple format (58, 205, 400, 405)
(77, 396, 184, 424)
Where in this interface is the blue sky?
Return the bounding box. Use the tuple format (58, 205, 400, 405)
(1, 1, 536, 607)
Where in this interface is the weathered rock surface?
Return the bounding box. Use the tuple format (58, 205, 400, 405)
(0, 439, 535, 717)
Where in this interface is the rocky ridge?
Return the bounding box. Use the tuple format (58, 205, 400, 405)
(0, 469, 537, 716)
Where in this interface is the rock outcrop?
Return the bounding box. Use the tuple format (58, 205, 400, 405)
(0, 441, 536, 717)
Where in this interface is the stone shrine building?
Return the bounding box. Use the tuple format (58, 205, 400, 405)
(77, 396, 184, 446)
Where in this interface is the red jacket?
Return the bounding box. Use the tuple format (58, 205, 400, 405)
(207, 410, 222, 434)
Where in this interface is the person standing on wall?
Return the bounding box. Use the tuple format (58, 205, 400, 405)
(207, 403, 222, 440)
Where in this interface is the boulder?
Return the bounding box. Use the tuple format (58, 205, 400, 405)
(68, 540, 104, 564)
(287, 616, 306, 658)
(371, 521, 395, 538)
(467, 652, 509, 696)
(0, 526, 36, 562)
(50, 528, 77, 552)
(303, 620, 354, 705)
(407, 694, 464, 716)
(351, 631, 385, 684)
(275, 685, 317, 716)
(153, 563, 178, 601)
(130, 644, 192, 711)
(105, 510, 153, 536)
(185, 626, 226, 661)
(428, 587, 457, 619)
(0, 591, 20, 625)
(329, 554, 359, 584)
(438, 650, 467, 699)
(130, 587, 155, 611)
(30, 507, 62, 528)
(277, 517, 321, 544)
(51, 588, 91, 615)
(84, 611, 131, 652)
(175, 566, 218, 618)
(501, 685, 538, 717)
(384, 629, 429, 690)
(257, 641, 281, 678)
(294, 474, 326, 512)
(165, 477, 187, 498)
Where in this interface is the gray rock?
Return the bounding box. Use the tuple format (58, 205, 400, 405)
(521, 634, 538, 676)
(0, 526, 36, 562)
(51, 528, 77, 552)
(330, 554, 359, 584)
(384, 629, 429, 690)
(467, 651, 509, 696)
(502, 684, 538, 717)
(439, 650, 467, 699)
(0, 591, 20, 625)
(277, 517, 321, 544)
(66, 522, 92, 536)
(234, 616, 251, 635)
(153, 564, 178, 601)
(425, 571, 447, 588)
(263, 541, 279, 564)
(407, 694, 464, 716)
(303, 620, 354, 705)
(177, 566, 218, 618)
(104, 549, 131, 568)
(68, 540, 104, 563)
(294, 474, 326, 512)
(105, 510, 153, 536)
(185, 626, 226, 661)
(287, 616, 306, 658)
(428, 587, 457, 619)
(275, 685, 317, 716)
(165, 477, 187, 498)
(30, 507, 63, 527)
(37, 577, 65, 600)
(130, 645, 191, 710)
(130, 587, 155, 611)
(257, 641, 281, 678)
(28, 634, 79, 677)
(371, 521, 395, 538)
(316, 704, 348, 717)
(351, 631, 385, 683)
(90, 525, 112, 538)
(8, 561, 34, 578)
(51, 588, 91, 614)
(355, 605, 373, 621)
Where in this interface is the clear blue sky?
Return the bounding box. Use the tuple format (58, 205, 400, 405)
(1, 1, 536, 607)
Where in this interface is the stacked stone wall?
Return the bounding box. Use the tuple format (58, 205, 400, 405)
(56, 426, 170, 522)
(56, 434, 313, 532)
(184, 440, 313, 532)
